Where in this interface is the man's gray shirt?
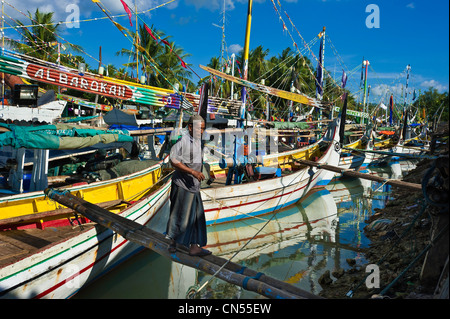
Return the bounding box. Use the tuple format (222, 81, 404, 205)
(170, 130, 204, 193)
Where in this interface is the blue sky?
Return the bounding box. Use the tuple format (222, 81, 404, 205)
(3, 0, 449, 104)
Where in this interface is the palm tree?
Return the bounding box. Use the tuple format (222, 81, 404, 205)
(10, 9, 82, 65)
(117, 23, 192, 90)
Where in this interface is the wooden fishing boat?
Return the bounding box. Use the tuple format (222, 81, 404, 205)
(392, 136, 429, 156)
(339, 141, 366, 171)
(205, 187, 338, 260)
(0, 50, 242, 119)
(0, 99, 67, 124)
(0, 73, 67, 124)
(338, 126, 372, 172)
(0, 157, 171, 299)
(362, 135, 397, 166)
(201, 113, 342, 225)
(0, 123, 174, 298)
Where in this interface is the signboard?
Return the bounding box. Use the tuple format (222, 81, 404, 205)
(26, 64, 134, 100)
(334, 106, 369, 119)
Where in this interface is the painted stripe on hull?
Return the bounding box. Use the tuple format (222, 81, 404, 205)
(0, 182, 170, 299)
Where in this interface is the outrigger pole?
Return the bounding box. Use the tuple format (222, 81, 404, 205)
(44, 188, 321, 299)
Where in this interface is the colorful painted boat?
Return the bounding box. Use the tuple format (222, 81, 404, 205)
(338, 130, 371, 172)
(0, 50, 242, 117)
(0, 157, 171, 299)
(201, 114, 342, 225)
(0, 100, 67, 123)
(392, 136, 428, 156)
(0, 122, 175, 298)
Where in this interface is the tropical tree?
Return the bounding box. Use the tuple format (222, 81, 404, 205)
(10, 9, 82, 65)
(116, 23, 192, 90)
(203, 44, 352, 120)
(413, 87, 449, 122)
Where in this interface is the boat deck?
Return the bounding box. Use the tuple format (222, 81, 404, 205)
(0, 224, 91, 269)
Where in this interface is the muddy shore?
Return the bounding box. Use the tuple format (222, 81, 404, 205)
(319, 134, 449, 299)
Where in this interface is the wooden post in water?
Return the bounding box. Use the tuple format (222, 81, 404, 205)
(296, 159, 422, 191)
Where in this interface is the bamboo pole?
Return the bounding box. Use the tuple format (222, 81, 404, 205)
(44, 188, 322, 299)
(296, 159, 422, 191)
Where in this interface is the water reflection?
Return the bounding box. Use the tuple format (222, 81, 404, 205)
(73, 160, 419, 299)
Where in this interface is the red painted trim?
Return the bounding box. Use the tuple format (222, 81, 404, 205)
(31, 200, 164, 299)
(33, 237, 128, 299)
(204, 173, 317, 213)
(0, 217, 91, 231)
(203, 125, 338, 214)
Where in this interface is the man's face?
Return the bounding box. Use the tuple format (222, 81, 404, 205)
(189, 120, 205, 139)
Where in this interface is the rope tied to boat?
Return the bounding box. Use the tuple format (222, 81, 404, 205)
(190, 195, 287, 298)
(372, 178, 393, 194)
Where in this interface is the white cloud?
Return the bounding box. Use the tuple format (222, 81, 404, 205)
(420, 80, 448, 92)
(406, 3, 415, 9)
(371, 83, 404, 98)
(228, 43, 243, 54)
(370, 79, 449, 100)
(3, 0, 170, 22)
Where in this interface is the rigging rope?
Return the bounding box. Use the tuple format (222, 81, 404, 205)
(1, 0, 177, 30)
(192, 143, 335, 297)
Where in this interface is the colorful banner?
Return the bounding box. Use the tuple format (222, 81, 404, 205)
(200, 65, 322, 108)
(0, 52, 241, 116)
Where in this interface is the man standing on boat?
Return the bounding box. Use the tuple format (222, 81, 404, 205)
(165, 114, 211, 256)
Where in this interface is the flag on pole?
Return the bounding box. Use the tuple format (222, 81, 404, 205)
(389, 94, 394, 126)
(198, 82, 209, 122)
(144, 24, 158, 41)
(120, 0, 133, 27)
(177, 55, 187, 69)
(315, 38, 323, 99)
(341, 70, 347, 88)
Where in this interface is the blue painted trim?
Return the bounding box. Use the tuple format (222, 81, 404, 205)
(206, 196, 301, 226)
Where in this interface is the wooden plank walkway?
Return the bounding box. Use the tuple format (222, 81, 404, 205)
(45, 188, 322, 299)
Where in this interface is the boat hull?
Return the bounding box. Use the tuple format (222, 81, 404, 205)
(0, 100, 67, 123)
(0, 180, 171, 299)
(0, 159, 164, 223)
(202, 119, 341, 225)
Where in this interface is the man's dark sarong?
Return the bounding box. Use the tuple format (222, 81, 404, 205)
(166, 183, 207, 248)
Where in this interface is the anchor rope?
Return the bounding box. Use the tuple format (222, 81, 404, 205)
(191, 203, 281, 298)
(192, 150, 332, 297)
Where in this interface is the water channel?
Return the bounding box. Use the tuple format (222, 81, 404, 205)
(73, 159, 419, 299)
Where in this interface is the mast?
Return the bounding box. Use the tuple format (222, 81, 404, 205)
(220, 0, 226, 71)
(315, 27, 325, 123)
(239, 0, 253, 128)
(401, 64, 411, 137)
(403, 64, 411, 112)
(288, 67, 295, 122)
(362, 59, 369, 124)
(1, 0, 4, 106)
(135, 0, 139, 83)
